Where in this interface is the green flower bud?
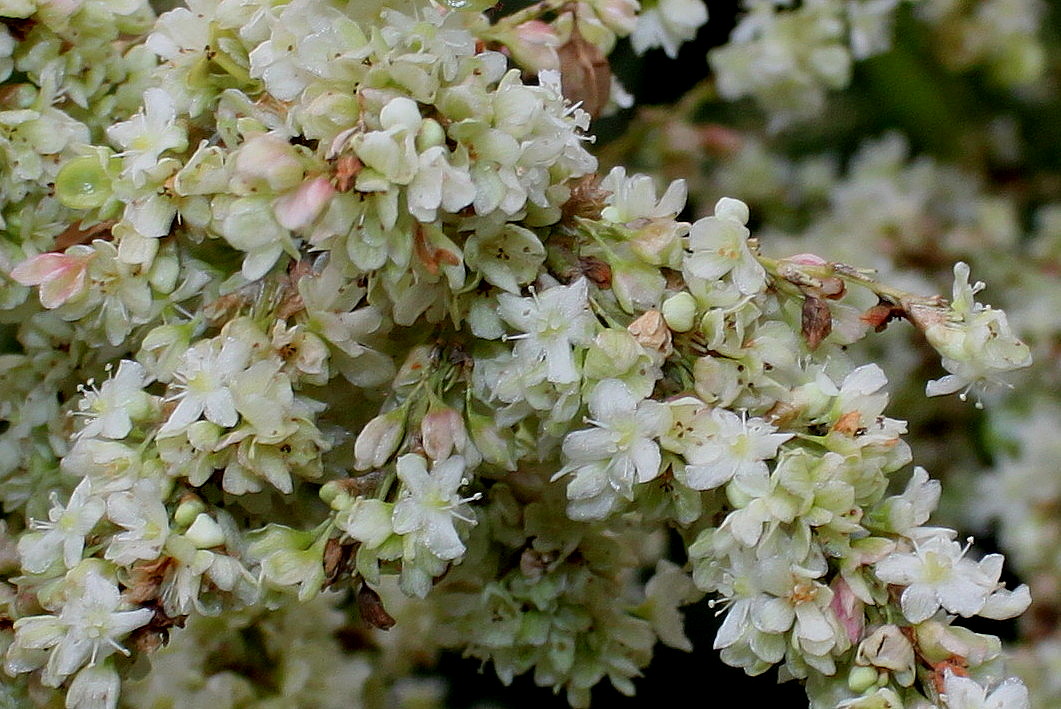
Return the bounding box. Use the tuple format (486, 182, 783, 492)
(662, 292, 697, 332)
(55, 155, 115, 210)
(173, 497, 207, 528)
(416, 118, 447, 152)
(847, 666, 879, 693)
(319, 480, 353, 510)
(186, 513, 226, 549)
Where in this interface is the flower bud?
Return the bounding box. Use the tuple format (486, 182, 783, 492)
(714, 197, 749, 224)
(379, 96, 421, 133)
(662, 292, 697, 333)
(421, 404, 466, 461)
(857, 625, 915, 676)
(274, 176, 336, 231)
(415, 118, 447, 152)
(354, 408, 406, 470)
(506, 20, 561, 74)
(319, 480, 352, 510)
(847, 666, 879, 693)
(185, 513, 225, 549)
(232, 133, 303, 193)
(173, 496, 207, 528)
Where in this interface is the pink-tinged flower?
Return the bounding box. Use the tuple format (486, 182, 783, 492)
(506, 20, 560, 73)
(829, 576, 864, 644)
(274, 176, 336, 231)
(9, 248, 95, 309)
(421, 404, 467, 461)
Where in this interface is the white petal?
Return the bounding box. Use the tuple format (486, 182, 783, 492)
(900, 583, 940, 623)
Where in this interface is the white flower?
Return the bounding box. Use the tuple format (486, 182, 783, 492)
(630, 0, 709, 59)
(497, 278, 596, 384)
(11, 571, 154, 686)
(406, 145, 476, 222)
(19, 480, 105, 573)
(874, 530, 1030, 623)
(392, 454, 477, 561)
(600, 166, 687, 224)
(684, 197, 766, 295)
(106, 88, 187, 185)
(941, 672, 1029, 709)
(61, 439, 143, 494)
(555, 379, 670, 520)
(160, 336, 254, 436)
(678, 407, 791, 491)
(104, 480, 170, 565)
(74, 360, 154, 441)
(917, 263, 1032, 402)
(66, 661, 121, 709)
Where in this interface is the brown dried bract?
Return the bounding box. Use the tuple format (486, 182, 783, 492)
(831, 410, 862, 436)
(124, 557, 176, 605)
(275, 259, 313, 319)
(358, 584, 396, 630)
(556, 18, 610, 118)
(53, 220, 117, 251)
(129, 604, 188, 654)
(333, 153, 363, 192)
(414, 223, 460, 275)
(801, 296, 832, 351)
(2, 17, 36, 42)
(561, 174, 608, 222)
(860, 301, 907, 333)
(628, 309, 673, 356)
(929, 655, 969, 694)
(323, 537, 351, 585)
(578, 256, 612, 288)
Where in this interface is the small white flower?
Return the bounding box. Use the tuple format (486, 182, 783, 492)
(74, 360, 154, 441)
(684, 198, 766, 295)
(391, 454, 477, 561)
(555, 379, 670, 520)
(19, 479, 105, 573)
(160, 336, 254, 436)
(874, 530, 1029, 623)
(407, 145, 476, 222)
(497, 278, 596, 384)
(600, 166, 687, 224)
(12, 571, 153, 686)
(941, 672, 1029, 709)
(917, 263, 1032, 403)
(104, 480, 170, 565)
(106, 88, 187, 185)
(679, 407, 791, 491)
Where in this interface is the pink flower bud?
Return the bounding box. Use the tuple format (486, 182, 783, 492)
(232, 133, 303, 193)
(421, 404, 466, 461)
(508, 20, 561, 73)
(10, 248, 95, 309)
(788, 253, 828, 266)
(274, 176, 336, 231)
(830, 576, 865, 644)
